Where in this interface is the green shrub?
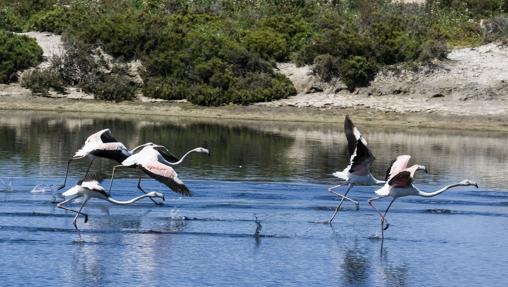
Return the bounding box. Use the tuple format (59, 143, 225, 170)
(0, 8, 23, 32)
(339, 56, 377, 91)
(20, 68, 64, 95)
(26, 7, 81, 34)
(76, 10, 144, 59)
(313, 54, 339, 82)
(143, 77, 188, 100)
(93, 73, 136, 102)
(0, 30, 43, 83)
(242, 29, 288, 61)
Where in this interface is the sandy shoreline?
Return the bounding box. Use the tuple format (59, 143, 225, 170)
(0, 93, 506, 132)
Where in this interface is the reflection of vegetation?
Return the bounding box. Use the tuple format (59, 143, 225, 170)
(138, 122, 297, 179)
(0, 112, 507, 187)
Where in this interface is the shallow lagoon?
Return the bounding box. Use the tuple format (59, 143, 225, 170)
(0, 111, 507, 286)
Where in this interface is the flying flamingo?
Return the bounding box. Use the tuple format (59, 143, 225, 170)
(57, 176, 164, 235)
(368, 155, 478, 240)
(327, 115, 385, 223)
(107, 143, 210, 204)
(56, 129, 136, 191)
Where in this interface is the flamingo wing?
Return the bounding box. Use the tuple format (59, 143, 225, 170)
(141, 162, 191, 196)
(99, 129, 120, 143)
(80, 179, 109, 196)
(349, 140, 375, 176)
(385, 155, 411, 181)
(344, 115, 368, 157)
(91, 142, 131, 163)
(153, 146, 180, 163)
(387, 170, 413, 188)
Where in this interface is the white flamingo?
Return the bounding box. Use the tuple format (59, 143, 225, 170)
(57, 176, 164, 235)
(368, 155, 478, 240)
(108, 143, 210, 204)
(327, 115, 385, 223)
(57, 129, 133, 190)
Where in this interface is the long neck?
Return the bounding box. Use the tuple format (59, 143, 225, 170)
(130, 143, 150, 154)
(106, 194, 155, 205)
(418, 182, 469, 197)
(370, 174, 385, 185)
(166, 148, 200, 165)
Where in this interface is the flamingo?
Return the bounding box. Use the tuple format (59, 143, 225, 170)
(57, 176, 164, 235)
(368, 155, 478, 240)
(107, 143, 210, 204)
(56, 129, 134, 191)
(327, 115, 385, 223)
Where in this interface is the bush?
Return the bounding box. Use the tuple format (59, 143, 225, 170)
(93, 73, 136, 102)
(339, 56, 377, 91)
(242, 29, 289, 61)
(0, 8, 23, 32)
(20, 68, 64, 95)
(482, 16, 508, 43)
(75, 10, 145, 59)
(50, 37, 137, 101)
(26, 7, 81, 34)
(0, 30, 43, 83)
(313, 54, 339, 82)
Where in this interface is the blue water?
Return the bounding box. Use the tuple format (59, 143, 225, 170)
(0, 111, 507, 286)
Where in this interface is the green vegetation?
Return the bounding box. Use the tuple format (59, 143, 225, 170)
(20, 68, 64, 96)
(1, 0, 507, 103)
(0, 30, 42, 83)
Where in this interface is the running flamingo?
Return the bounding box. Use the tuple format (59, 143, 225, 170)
(327, 115, 385, 223)
(369, 155, 478, 240)
(58, 176, 164, 235)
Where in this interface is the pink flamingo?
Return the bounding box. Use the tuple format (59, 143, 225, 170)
(108, 143, 210, 203)
(56, 129, 136, 190)
(57, 176, 164, 236)
(327, 115, 385, 223)
(369, 155, 478, 240)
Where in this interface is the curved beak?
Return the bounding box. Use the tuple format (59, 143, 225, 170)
(474, 182, 479, 188)
(162, 195, 166, 201)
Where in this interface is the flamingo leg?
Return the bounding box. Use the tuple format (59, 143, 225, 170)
(72, 197, 90, 237)
(381, 198, 396, 232)
(137, 176, 163, 206)
(108, 165, 128, 193)
(56, 157, 84, 191)
(57, 196, 88, 222)
(327, 183, 356, 224)
(83, 159, 95, 178)
(368, 196, 390, 230)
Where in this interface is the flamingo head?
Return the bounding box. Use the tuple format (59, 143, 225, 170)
(460, 179, 478, 188)
(147, 191, 165, 201)
(195, 147, 211, 156)
(418, 165, 428, 173)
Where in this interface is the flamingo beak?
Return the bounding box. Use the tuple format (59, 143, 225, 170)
(474, 183, 479, 188)
(162, 195, 166, 201)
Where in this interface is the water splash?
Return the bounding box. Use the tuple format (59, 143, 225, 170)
(30, 184, 54, 193)
(0, 178, 13, 192)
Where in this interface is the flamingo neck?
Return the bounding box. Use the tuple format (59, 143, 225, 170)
(106, 194, 155, 205)
(374, 178, 386, 185)
(129, 143, 150, 154)
(418, 182, 468, 197)
(166, 148, 201, 165)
